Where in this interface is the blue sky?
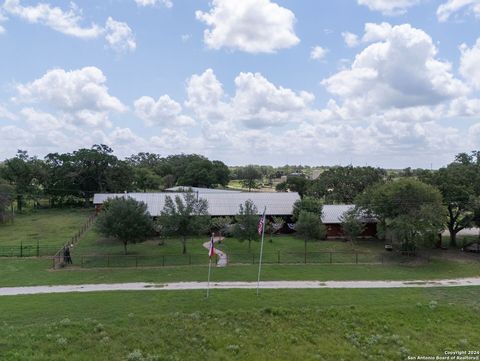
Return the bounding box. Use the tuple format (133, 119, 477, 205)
(0, 0, 479, 168)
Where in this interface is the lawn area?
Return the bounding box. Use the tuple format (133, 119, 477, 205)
(0, 287, 479, 360)
(74, 228, 384, 257)
(1, 256, 479, 287)
(0, 208, 94, 249)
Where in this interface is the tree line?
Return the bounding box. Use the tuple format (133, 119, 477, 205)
(0, 145, 230, 212)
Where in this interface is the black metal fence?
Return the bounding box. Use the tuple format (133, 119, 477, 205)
(0, 242, 59, 257)
(69, 251, 427, 269)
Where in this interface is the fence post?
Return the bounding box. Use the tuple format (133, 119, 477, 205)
(136, 256, 138, 268)
(20, 242, 22, 258)
(278, 251, 280, 264)
(330, 252, 332, 264)
(37, 240, 40, 257)
(81, 256, 84, 268)
(189, 254, 191, 265)
(356, 252, 358, 264)
(52, 257, 55, 269)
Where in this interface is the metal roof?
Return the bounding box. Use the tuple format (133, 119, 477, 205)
(164, 186, 241, 193)
(321, 205, 377, 224)
(93, 192, 300, 216)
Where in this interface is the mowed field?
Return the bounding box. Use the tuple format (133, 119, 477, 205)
(1, 209, 480, 360)
(1, 287, 479, 360)
(0, 208, 93, 247)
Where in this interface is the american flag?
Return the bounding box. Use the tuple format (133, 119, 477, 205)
(208, 236, 215, 258)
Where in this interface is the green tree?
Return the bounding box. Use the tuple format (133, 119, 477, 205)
(234, 199, 260, 250)
(286, 175, 309, 197)
(0, 182, 15, 223)
(1, 150, 45, 211)
(356, 178, 444, 251)
(96, 197, 154, 254)
(238, 166, 262, 192)
(421, 152, 480, 247)
(295, 210, 326, 254)
(308, 166, 386, 203)
(133, 167, 163, 192)
(340, 208, 365, 245)
(157, 191, 210, 254)
(210, 216, 233, 236)
(292, 197, 323, 221)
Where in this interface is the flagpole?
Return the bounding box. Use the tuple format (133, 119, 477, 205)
(256, 206, 267, 296)
(206, 233, 214, 299)
(206, 257, 212, 298)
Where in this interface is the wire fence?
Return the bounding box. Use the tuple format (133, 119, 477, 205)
(70, 251, 429, 269)
(52, 213, 97, 269)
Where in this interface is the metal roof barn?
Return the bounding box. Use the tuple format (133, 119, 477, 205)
(93, 192, 301, 217)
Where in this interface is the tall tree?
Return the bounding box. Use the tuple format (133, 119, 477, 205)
(96, 197, 154, 254)
(356, 178, 445, 250)
(420, 151, 480, 247)
(238, 165, 262, 192)
(234, 199, 260, 250)
(0, 182, 15, 223)
(340, 208, 365, 245)
(292, 197, 323, 221)
(1, 150, 45, 211)
(295, 210, 326, 253)
(157, 191, 210, 254)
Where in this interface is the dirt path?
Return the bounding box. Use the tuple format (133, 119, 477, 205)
(202, 236, 227, 267)
(2, 278, 480, 296)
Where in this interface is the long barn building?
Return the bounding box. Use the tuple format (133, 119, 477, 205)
(93, 191, 377, 238)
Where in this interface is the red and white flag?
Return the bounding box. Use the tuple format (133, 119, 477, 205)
(208, 236, 215, 258)
(258, 211, 266, 235)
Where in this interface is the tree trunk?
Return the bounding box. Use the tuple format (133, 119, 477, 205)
(17, 195, 23, 212)
(182, 237, 187, 254)
(124, 241, 128, 255)
(449, 229, 457, 248)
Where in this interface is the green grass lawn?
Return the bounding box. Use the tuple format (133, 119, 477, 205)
(74, 228, 383, 257)
(0, 208, 94, 249)
(0, 287, 479, 360)
(1, 256, 479, 287)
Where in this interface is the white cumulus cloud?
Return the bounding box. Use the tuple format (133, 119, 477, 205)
(310, 46, 328, 60)
(105, 17, 136, 53)
(322, 23, 468, 116)
(134, 0, 173, 8)
(357, 0, 422, 15)
(3, 0, 102, 38)
(342, 32, 359, 47)
(15, 66, 126, 127)
(2, 1, 136, 53)
(186, 69, 315, 129)
(134, 95, 195, 127)
(195, 0, 299, 53)
(460, 38, 480, 90)
(437, 0, 480, 22)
